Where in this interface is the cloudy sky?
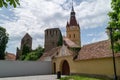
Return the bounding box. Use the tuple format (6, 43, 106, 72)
(0, 0, 111, 54)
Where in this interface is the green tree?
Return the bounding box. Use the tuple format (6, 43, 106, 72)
(0, 0, 20, 8)
(0, 26, 9, 60)
(24, 46, 44, 61)
(57, 32, 63, 46)
(107, 0, 120, 52)
(22, 45, 31, 55)
(20, 44, 31, 60)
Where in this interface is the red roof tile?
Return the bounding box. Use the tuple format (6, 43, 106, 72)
(5, 53, 16, 60)
(63, 37, 80, 47)
(39, 45, 74, 61)
(39, 46, 61, 61)
(76, 40, 120, 60)
(56, 45, 73, 57)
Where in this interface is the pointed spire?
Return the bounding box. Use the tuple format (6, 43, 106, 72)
(71, 0, 74, 12)
(71, 0, 75, 16)
(69, 0, 78, 26)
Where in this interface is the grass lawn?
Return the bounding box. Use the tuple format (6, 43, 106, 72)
(60, 75, 105, 80)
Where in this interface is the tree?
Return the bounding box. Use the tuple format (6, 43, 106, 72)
(107, 0, 120, 52)
(0, 0, 19, 59)
(0, 26, 9, 60)
(57, 32, 63, 46)
(0, 0, 20, 8)
(24, 46, 44, 61)
(20, 44, 31, 60)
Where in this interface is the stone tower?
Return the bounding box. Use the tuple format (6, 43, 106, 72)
(16, 33, 32, 59)
(66, 5, 81, 46)
(20, 33, 32, 51)
(44, 28, 62, 52)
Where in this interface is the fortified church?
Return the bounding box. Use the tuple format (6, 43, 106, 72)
(13, 3, 120, 79)
(40, 4, 120, 78)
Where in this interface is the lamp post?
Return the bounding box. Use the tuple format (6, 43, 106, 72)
(107, 27, 118, 80)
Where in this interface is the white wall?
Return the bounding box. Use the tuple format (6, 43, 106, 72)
(0, 60, 52, 77)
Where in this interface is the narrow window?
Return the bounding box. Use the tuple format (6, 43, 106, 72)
(74, 34, 75, 38)
(69, 34, 71, 38)
(50, 30, 51, 34)
(56, 30, 57, 35)
(46, 31, 48, 35)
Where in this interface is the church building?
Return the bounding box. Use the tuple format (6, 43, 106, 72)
(40, 4, 120, 79)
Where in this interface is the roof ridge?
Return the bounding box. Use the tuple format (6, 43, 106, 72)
(83, 39, 109, 47)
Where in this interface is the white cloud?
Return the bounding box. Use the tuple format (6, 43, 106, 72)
(76, 0, 111, 29)
(0, 0, 111, 54)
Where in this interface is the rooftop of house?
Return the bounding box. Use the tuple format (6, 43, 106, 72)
(76, 40, 120, 60)
(63, 37, 80, 48)
(5, 52, 16, 60)
(39, 46, 61, 61)
(39, 39, 120, 61)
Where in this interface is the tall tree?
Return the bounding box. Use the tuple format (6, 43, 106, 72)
(0, 26, 9, 59)
(0, 0, 20, 8)
(107, 0, 120, 52)
(0, 0, 19, 59)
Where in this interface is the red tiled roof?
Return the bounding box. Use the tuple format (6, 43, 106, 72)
(76, 40, 120, 60)
(56, 45, 73, 57)
(39, 46, 61, 61)
(63, 37, 80, 47)
(5, 53, 16, 60)
(39, 45, 74, 61)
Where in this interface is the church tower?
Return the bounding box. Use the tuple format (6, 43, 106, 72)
(66, 4, 81, 46)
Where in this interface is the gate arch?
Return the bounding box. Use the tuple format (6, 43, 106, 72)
(61, 60, 70, 75)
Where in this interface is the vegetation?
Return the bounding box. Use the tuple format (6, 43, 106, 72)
(70, 47, 81, 53)
(57, 32, 63, 46)
(60, 76, 105, 80)
(107, 0, 120, 52)
(0, 26, 9, 60)
(20, 45, 31, 60)
(20, 45, 44, 61)
(0, 0, 20, 8)
(0, 0, 19, 59)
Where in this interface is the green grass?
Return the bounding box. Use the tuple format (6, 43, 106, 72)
(60, 75, 104, 80)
